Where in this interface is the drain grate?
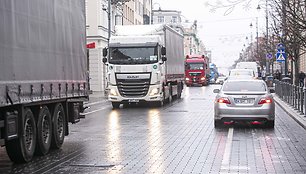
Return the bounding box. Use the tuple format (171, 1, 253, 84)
(168, 110, 188, 113)
(70, 164, 115, 169)
(190, 98, 206, 100)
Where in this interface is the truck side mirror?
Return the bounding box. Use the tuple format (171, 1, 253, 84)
(102, 57, 107, 63)
(103, 48, 108, 57)
(161, 47, 166, 56)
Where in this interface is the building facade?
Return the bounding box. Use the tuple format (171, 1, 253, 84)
(86, 0, 152, 92)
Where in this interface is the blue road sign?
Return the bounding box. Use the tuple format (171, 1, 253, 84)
(276, 50, 286, 62)
(266, 53, 273, 59)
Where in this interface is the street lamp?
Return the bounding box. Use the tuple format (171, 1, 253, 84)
(250, 22, 253, 60)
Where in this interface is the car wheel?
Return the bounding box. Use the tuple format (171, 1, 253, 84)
(265, 120, 275, 128)
(214, 120, 223, 128)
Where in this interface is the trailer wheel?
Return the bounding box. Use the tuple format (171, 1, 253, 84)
(36, 106, 52, 155)
(6, 108, 37, 163)
(51, 103, 65, 149)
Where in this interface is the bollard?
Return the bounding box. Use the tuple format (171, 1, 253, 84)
(304, 88, 306, 116)
(298, 87, 301, 111)
(301, 87, 304, 114)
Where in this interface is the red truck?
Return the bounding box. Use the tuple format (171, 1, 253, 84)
(185, 55, 209, 86)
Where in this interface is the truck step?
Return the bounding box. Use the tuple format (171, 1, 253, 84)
(0, 120, 4, 128)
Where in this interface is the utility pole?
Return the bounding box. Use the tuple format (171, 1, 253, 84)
(265, 0, 269, 75)
(108, 0, 111, 52)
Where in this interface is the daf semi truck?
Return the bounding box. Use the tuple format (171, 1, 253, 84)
(0, 0, 88, 163)
(102, 24, 185, 108)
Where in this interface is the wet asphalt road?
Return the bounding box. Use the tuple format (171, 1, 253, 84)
(1, 85, 306, 174)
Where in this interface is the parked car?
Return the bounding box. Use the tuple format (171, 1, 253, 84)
(213, 79, 275, 128)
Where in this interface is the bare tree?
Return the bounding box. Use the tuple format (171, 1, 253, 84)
(270, 0, 306, 84)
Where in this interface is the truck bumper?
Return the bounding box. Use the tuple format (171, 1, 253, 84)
(108, 84, 163, 103)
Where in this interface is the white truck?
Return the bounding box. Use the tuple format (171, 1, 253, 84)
(102, 24, 185, 108)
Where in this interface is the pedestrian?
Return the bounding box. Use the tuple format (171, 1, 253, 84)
(299, 71, 306, 87)
(261, 69, 266, 81)
(274, 70, 281, 80)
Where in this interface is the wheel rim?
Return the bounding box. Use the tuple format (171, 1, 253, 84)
(24, 117, 34, 151)
(42, 114, 50, 144)
(56, 110, 64, 139)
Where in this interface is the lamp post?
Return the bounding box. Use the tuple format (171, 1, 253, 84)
(108, 0, 111, 52)
(265, 0, 269, 75)
(250, 22, 253, 60)
(256, 5, 260, 63)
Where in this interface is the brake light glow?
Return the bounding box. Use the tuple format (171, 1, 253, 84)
(217, 97, 231, 104)
(258, 97, 272, 104)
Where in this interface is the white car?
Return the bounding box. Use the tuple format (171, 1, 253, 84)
(228, 69, 255, 79)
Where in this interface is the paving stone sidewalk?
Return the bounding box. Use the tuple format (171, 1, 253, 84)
(274, 94, 306, 130)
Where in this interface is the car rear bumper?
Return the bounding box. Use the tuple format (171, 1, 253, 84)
(214, 104, 275, 121)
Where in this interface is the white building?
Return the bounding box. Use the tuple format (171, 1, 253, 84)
(86, 0, 152, 92)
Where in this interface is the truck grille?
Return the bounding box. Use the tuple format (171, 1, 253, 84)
(117, 79, 150, 97)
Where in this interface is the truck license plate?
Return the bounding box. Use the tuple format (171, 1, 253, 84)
(128, 99, 139, 103)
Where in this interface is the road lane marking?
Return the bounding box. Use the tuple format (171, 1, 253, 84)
(221, 127, 234, 169)
(81, 106, 110, 115)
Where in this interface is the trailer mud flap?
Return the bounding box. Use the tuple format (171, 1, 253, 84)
(5, 111, 18, 141)
(68, 102, 80, 124)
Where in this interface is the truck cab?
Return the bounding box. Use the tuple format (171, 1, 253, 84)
(184, 55, 209, 86)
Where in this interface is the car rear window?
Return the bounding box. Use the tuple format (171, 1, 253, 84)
(229, 70, 253, 76)
(222, 81, 266, 92)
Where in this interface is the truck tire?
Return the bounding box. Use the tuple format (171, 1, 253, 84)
(6, 108, 37, 163)
(112, 102, 120, 109)
(36, 106, 52, 155)
(177, 83, 182, 99)
(168, 84, 172, 103)
(51, 103, 65, 149)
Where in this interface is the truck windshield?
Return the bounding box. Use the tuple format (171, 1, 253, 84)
(109, 47, 158, 64)
(186, 63, 204, 70)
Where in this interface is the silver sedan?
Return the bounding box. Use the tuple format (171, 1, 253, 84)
(213, 79, 275, 128)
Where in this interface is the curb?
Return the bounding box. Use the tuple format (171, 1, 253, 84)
(273, 94, 306, 130)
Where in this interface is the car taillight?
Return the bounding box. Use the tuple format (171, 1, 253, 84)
(217, 97, 231, 104)
(258, 97, 272, 104)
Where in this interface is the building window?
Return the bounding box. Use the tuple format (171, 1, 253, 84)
(157, 16, 164, 23)
(172, 16, 177, 23)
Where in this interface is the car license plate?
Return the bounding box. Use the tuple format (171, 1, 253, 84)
(234, 98, 254, 104)
(128, 99, 139, 103)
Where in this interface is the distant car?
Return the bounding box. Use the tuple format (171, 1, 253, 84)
(228, 69, 255, 78)
(213, 79, 275, 128)
(216, 76, 226, 84)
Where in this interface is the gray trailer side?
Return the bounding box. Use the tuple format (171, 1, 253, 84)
(164, 25, 185, 82)
(0, 0, 88, 163)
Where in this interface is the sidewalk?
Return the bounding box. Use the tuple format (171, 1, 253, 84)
(87, 91, 108, 104)
(273, 94, 306, 130)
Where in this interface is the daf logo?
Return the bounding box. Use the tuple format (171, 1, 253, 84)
(127, 75, 139, 79)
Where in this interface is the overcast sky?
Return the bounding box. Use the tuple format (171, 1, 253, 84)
(154, 0, 266, 74)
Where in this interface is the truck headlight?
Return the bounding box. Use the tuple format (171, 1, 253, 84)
(109, 89, 118, 96)
(200, 77, 206, 80)
(149, 88, 159, 96)
(185, 77, 190, 81)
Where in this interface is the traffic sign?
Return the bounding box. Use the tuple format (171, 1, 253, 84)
(266, 53, 273, 59)
(276, 50, 286, 62)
